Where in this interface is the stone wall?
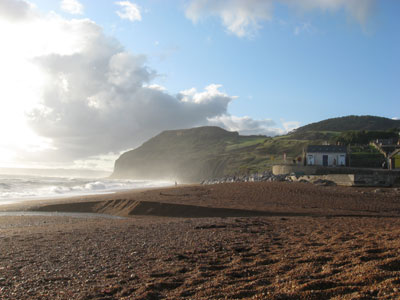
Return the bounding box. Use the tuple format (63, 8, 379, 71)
(272, 165, 318, 176)
(274, 164, 400, 187)
(291, 174, 397, 187)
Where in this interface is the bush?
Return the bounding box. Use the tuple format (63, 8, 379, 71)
(350, 153, 385, 168)
(336, 129, 399, 145)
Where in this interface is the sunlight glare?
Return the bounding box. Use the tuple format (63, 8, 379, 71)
(0, 18, 55, 166)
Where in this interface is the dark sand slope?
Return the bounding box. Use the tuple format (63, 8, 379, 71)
(1, 182, 400, 299)
(97, 200, 274, 218)
(32, 181, 400, 218)
(35, 198, 323, 218)
(35, 199, 275, 218)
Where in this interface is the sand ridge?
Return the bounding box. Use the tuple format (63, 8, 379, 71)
(24, 181, 400, 218)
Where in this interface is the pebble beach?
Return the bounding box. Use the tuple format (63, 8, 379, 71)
(1, 182, 400, 299)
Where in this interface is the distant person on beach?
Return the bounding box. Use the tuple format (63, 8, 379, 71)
(175, 181, 177, 187)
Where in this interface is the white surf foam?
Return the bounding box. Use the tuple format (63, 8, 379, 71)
(0, 174, 172, 205)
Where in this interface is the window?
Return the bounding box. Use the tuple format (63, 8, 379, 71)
(339, 154, 346, 166)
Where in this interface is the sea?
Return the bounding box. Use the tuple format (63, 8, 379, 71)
(0, 173, 172, 205)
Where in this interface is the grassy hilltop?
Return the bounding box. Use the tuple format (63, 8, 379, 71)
(292, 115, 400, 135)
(112, 116, 400, 182)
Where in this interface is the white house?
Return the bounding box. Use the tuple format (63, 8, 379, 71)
(306, 145, 347, 167)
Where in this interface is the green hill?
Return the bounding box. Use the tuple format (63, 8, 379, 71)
(113, 126, 249, 182)
(112, 126, 316, 182)
(112, 116, 400, 182)
(290, 115, 400, 139)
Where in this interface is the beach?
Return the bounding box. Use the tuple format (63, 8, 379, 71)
(1, 182, 400, 299)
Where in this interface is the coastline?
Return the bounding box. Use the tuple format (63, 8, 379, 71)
(0, 174, 175, 209)
(1, 181, 400, 299)
(1, 181, 398, 217)
(0, 184, 178, 212)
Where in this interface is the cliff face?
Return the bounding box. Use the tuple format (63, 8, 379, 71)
(112, 126, 240, 182)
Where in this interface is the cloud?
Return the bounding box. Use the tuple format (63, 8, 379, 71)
(27, 33, 286, 164)
(281, 120, 301, 132)
(185, 0, 273, 38)
(19, 15, 236, 164)
(145, 84, 167, 92)
(0, 1, 295, 169)
(115, 1, 142, 22)
(208, 115, 288, 136)
(185, 0, 376, 37)
(294, 22, 314, 35)
(61, 0, 84, 15)
(0, 0, 34, 21)
(286, 0, 375, 24)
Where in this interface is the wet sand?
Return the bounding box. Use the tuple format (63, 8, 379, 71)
(1, 182, 400, 299)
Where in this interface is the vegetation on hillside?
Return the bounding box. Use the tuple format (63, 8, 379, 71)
(112, 116, 400, 182)
(292, 115, 400, 135)
(349, 145, 386, 168)
(335, 129, 399, 145)
(112, 127, 325, 181)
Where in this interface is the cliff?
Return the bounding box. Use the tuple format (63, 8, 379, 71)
(112, 126, 242, 182)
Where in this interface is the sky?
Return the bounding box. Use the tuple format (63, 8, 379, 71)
(0, 0, 399, 171)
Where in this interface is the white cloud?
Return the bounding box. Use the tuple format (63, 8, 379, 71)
(0, 0, 34, 21)
(294, 22, 314, 35)
(178, 84, 234, 106)
(286, 0, 375, 24)
(8, 11, 234, 166)
(185, 0, 273, 38)
(281, 120, 301, 132)
(145, 84, 167, 91)
(185, 0, 376, 37)
(208, 115, 293, 136)
(0, 0, 294, 170)
(61, 0, 84, 15)
(115, 1, 142, 22)
(26, 21, 236, 162)
(0, 1, 235, 169)
(72, 153, 120, 171)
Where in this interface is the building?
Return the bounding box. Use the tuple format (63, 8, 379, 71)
(371, 139, 400, 170)
(394, 153, 400, 169)
(389, 149, 400, 169)
(375, 139, 395, 146)
(306, 145, 347, 167)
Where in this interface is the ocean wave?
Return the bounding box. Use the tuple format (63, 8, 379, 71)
(0, 183, 10, 189)
(0, 175, 172, 201)
(84, 181, 107, 190)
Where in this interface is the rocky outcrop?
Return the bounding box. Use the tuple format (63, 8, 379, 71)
(201, 171, 290, 185)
